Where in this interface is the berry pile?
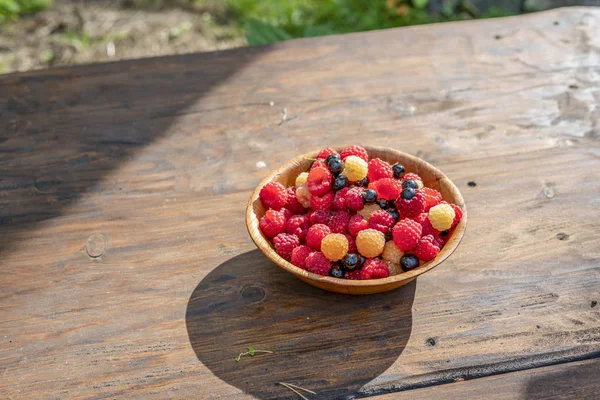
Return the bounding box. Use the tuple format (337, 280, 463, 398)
(257, 145, 463, 280)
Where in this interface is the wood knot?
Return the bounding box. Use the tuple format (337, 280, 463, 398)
(467, 181, 477, 187)
(241, 286, 265, 303)
(34, 176, 61, 194)
(86, 235, 106, 258)
(555, 232, 569, 241)
(542, 183, 555, 198)
(425, 337, 437, 347)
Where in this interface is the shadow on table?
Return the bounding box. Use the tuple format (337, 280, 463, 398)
(186, 250, 416, 400)
(525, 359, 600, 399)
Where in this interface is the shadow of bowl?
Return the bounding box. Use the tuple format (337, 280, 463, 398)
(186, 250, 416, 399)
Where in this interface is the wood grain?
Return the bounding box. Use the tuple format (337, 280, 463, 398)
(1, 7, 600, 400)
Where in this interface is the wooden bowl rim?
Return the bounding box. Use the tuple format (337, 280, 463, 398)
(246, 145, 467, 289)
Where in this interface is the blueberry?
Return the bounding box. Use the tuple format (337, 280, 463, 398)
(402, 179, 418, 190)
(362, 189, 377, 204)
(359, 256, 366, 269)
(392, 163, 405, 178)
(401, 187, 416, 200)
(400, 254, 420, 271)
(343, 253, 359, 270)
(327, 158, 344, 175)
(325, 154, 341, 164)
(387, 208, 399, 220)
(376, 199, 389, 209)
(333, 175, 348, 190)
(356, 177, 369, 187)
(440, 230, 449, 237)
(385, 231, 393, 241)
(329, 264, 345, 278)
(387, 200, 397, 209)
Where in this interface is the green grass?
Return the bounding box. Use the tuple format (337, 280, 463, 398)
(0, 0, 50, 23)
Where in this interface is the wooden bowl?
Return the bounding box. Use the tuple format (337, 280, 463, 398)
(246, 146, 466, 295)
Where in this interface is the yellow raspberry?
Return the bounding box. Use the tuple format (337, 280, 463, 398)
(357, 203, 381, 221)
(356, 228, 385, 258)
(428, 203, 455, 231)
(341, 155, 368, 182)
(321, 233, 349, 262)
(416, 180, 424, 189)
(386, 261, 403, 276)
(382, 241, 404, 265)
(295, 172, 309, 187)
(295, 183, 312, 208)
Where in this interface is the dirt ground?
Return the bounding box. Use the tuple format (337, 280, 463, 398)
(0, 0, 246, 75)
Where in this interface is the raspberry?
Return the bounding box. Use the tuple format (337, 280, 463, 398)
(361, 258, 390, 279)
(329, 210, 350, 234)
(367, 158, 393, 182)
(412, 212, 428, 226)
(345, 187, 364, 211)
(307, 167, 333, 195)
(395, 189, 425, 218)
(295, 184, 312, 208)
(348, 214, 369, 236)
(386, 261, 403, 276)
(341, 156, 368, 182)
(346, 269, 363, 280)
(317, 147, 338, 160)
(369, 210, 396, 234)
(309, 210, 331, 225)
(280, 208, 293, 220)
(272, 233, 300, 260)
(356, 228, 386, 258)
(357, 203, 382, 221)
(259, 209, 286, 238)
(413, 212, 440, 237)
(306, 224, 331, 250)
(291, 245, 313, 269)
(368, 178, 402, 201)
(433, 236, 446, 249)
(382, 240, 404, 264)
(422, 187, 443, 211)
(311, 159, 327, 170)
(392, 219, 422, 251)
(285, 214, 309, 239)
(428, 203, 455, 231)
(401, 173, 423, 186)
(321, 233, 349, 261)
(295, 172, 309, 187)
(310, 190, 334, 211)
(305, 251, 331, 276)
(333, 187, 350, 211)
(286, 187, 307, 214)
(449, 203, 463, 228)
(339, 145, 368, 162)
(345, 234, 357, 253)
(259, 182, 287, 210)
(415, 234, 441, 261)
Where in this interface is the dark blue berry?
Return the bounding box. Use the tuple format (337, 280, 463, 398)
(333, 175, 348, 190)
(362, 189, 377, 204)
(359, 256, 366, 269)
(387, 200, 397, 209)
(401, 187, 416, 200)
(325, 154, 341, 164)
(327, 158, 344, 175)
(376, 199, 389, 209)
(329, 264, 345, 278)
(440, 230, 449, 237)
(402, 179, 418, 190)
(343, 253, 359, 270)
(400, 254, 419, 271)
(387, 208, 399, 220)
(392, 164, 405, 178)
(356, 177, 369, 187)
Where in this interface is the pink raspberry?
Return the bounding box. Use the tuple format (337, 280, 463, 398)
(286, 187, 307, 214)
(345, 187, 364, 211)
(339, 145, 369, 162)
(280, 207, 293, 220)
(259, 209, 286, 238)
(272, 233, 300, 260)
(415, 234, 441, 261)
(422, 187, 442, 212)
(285, 214, 309, 239)
(369, 210, 396, 234)
(305, 251, 331, 276)
(348, 214, 369, 237)
(309, 210, 332, 225)
(317, 147, 338, 160)
(401, 173, 423, 183)
(346, 269, 363, 280)
(368, 178, 402, 201)
(361, 258, 390, 279)
(310, 190, 334, 211)
(291, 245, 313, 269)
(306, 224, 331, 250)
(392, 219, 422, 251)
(307, 167, 333, 195)
(333, 187, 350, 211)
(367, 158, 393, 182)
(259, 182, 287, 210)
(395, 189, 425, 218)
(413, 212, 440, 237)
(329, 210, 350, 234)
(345, 234, 357, 253)
(433, 236, 446, 249)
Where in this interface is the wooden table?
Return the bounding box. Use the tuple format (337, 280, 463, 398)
(1, 7, 599, 400)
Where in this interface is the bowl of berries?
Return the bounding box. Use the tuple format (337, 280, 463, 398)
(246, 145, 466, 295)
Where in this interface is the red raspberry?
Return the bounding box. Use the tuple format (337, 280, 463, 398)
(333, 187, 350, 211)
(280, 207, 293, 220)
(367, 158, 393, 182)
(345, 187, 364, 211)
(309, 210, 332, 225)
(401, 173, 423, 183)
(346, 269, 363, 280)
(422, 187, 443, 212)
(285, 214, 309, 239)
(317, 147, 338, 160)
(348, 214, 369, 236)
(395, 189, 425, 218)
(291, 245, 313, 269)
(259, 182, 287, 210)
(361, 258, 390, 279)
(415, 234, 441, 261)
(345, 234, 357, 253)
(329, 210, 350, 234)
(305, 251, 331, 276)
(311, 159, 327, 170)
(307, 166, 333, 195)
(449, 203, 463, 228)
(286, 187, 307, 214)
(392, 219, 422, 251)
(433, 236, 445, 249)
(306, 224, 331, 250)
(413, 212, 440, 237)
(272, 233, 300, 260)
(340, 145, 369, 162)
(368, 178, 402, 201)
(412, 212, 428, 226)
(310, 190, 334, 211)
(259, 209, 286, 238)
(369, 210, 396, 234)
